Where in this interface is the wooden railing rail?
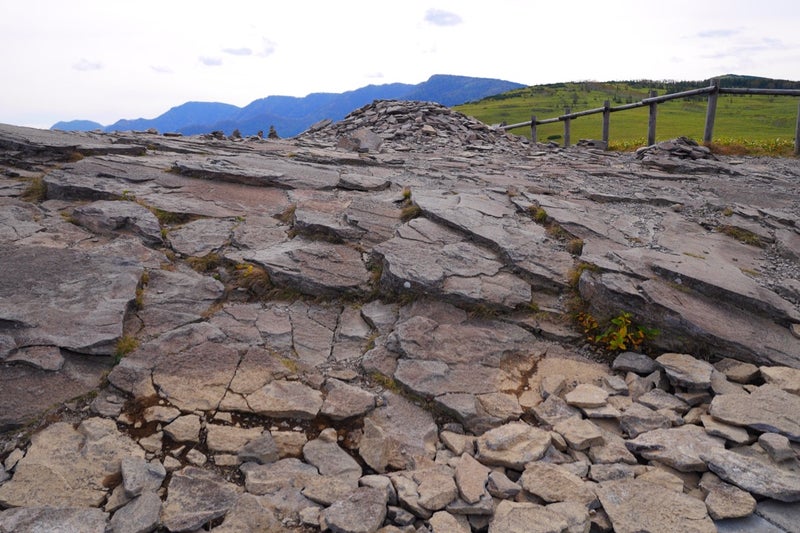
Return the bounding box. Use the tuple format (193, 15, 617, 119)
(501, 81, 800, 155)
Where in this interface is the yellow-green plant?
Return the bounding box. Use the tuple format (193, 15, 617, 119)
(577, 311, 659, 352)
(114, 336, 139, 363)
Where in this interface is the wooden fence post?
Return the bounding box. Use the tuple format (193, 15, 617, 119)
(602, 100, 610, 145)
(531, 114, 537, 143)
(704, 79, 720, 144)
(564, 107, 571, 147)
(795, 100, 800, 156)
(647, 90, 658, 146)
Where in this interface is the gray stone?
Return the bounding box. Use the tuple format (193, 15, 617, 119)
(108, 491, 162, 533)
(237, 431, 280, 464)
(656, 352, 714, 390)
(546, 500, 591, 533)
(701, 414, 752, 445)
(163, 414, 201, 444)
(756, 499, 800, 533)
(168, 217, 236, 257)
(121, 457, 166, 497)
(760, 365, 800, 394)
(245, 238, 370, 297)
(321, 378, 376, 420)
(625, 424, 726, 472)
(0, 507, 108, 533)
(359, 392, 438, 473)
(0, 243, 143, 355)
(302, 475, 356, 506)
(758, 433, 796, 462)
(702, 447, 800, 502)
(709, 385, 800, 441)
(359, 474, 397, 506)
(414, 467, 458, 511)
(520, 462, 598, 508)
(533, 394, 582, 427)
(428, 510, 471, 533)
(161, 467, 241, 532)
(612, 351, 658, 375)
(72, 199, 163, 246)
(554, 417, 604, 450)
(711, 368, 747, 395)
(597, 478, 715, 533)
(246, 379, 323, 419)
(565, 383, 609, 408)
(637, 388, 690, 413)
(303, 429, 362, 484)
(714, 358, 760, 384)
(454, 453, 490, 504)
(488, 500, 570, 533)
(205, 424, 263, 454)
(240, 459, 321, 519)
(5, 344, 65, 371)
(209, 493, 282, 532)
(699, 472, 757, 520)
(618, 402, 672, 438)
(487, 469, 521, 499)
(0, 418, 144, 508)
(475, 421, 552, 469)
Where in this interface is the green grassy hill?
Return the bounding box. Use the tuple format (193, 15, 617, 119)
(454, 75, 799, 150)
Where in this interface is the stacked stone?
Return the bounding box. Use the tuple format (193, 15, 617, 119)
(299, 99, 530, 154)
(635, 136, 718, 161)
(2, 348, 798, 532)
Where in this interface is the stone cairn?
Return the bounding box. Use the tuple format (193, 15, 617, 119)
(0, 107, 798, 533)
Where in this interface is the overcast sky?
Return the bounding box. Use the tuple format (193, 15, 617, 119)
(2, 0, 799, 128)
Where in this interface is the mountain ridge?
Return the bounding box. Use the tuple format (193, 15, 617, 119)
(51, 74, 525, 137)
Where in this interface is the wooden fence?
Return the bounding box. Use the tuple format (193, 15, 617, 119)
(500, 80, 800, 155)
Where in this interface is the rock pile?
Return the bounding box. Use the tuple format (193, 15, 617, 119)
(301, 100, 530, 154)
(0, 106, 799, 533)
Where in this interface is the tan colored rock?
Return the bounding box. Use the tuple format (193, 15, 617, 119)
(454, 453, 490, 504)
(597, 478, 715, 533)
(709, 385, 800, 441)
(554, 417, 604, 450)
(520, 462, 598, 508)
(206, 424, 264, 454)
(656, 353, 714, 390)
(565, 384, 609, 408)
(760, 365, 800, 394)
(475, 422, 551, 469)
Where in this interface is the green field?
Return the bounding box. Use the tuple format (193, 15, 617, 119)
(454, 79, 799, 151)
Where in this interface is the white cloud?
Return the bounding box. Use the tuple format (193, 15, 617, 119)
(259, 38, 277, 57)
(424, 9, 462, 27)
(222, 47, 252, 56)
(150, 65, 173, 74)
(697, 29, 741, 38)
(73, 58, 103, 71)
(199, 56, 223, 67)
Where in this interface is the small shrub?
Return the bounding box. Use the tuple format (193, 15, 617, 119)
(578, 311, 659, 353)
(400, 204, 422, 222)
(722, 207, 734, 217)
(187, 253, 223, 273)
(568, 262, 598, 288)
(275, 204, 297, 224)
(566, 238, 584, 255)
(114, 336, 139, 363)
(530, 205, 548, 223)
(401, 187, 412, 201)
(67, 151, 84, 162)
(718, 225, 762, 246)
(20, 177, 47, 203)
(233, 262, 272, 298)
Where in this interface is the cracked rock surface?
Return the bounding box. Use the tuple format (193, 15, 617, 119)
(1, 103, 799, 531)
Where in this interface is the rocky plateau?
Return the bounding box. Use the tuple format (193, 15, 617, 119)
(0, 100, 799, 532)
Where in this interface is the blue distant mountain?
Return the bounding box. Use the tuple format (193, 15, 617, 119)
(51, 74, 526, 137)
(51, 119, 104, 132)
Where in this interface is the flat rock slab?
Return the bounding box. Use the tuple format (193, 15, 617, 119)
(71, 199, 163, 246)
(656, 352, 714, 390)
(0, 418, 144, 508)
(476, 422, 552, 469)
(597, 477, 716, 533)
(701, 447, 800, 502)
(625, 424, 726, 472)
(152, 341, 241, 412)
(374, 218, 531, 310)
(709, 385, 800, 441)
(488, 500, 570, 533)
(0, 353, 111, 431)
(161, 466, 242, 532)
(0, 243, 143, 355)
(244, 238, 370, 297)
(168, 217, 238, 257)
(321, 486, 388, 533)
(0, 506, 109, 533)
(0, 198, 45, 243)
